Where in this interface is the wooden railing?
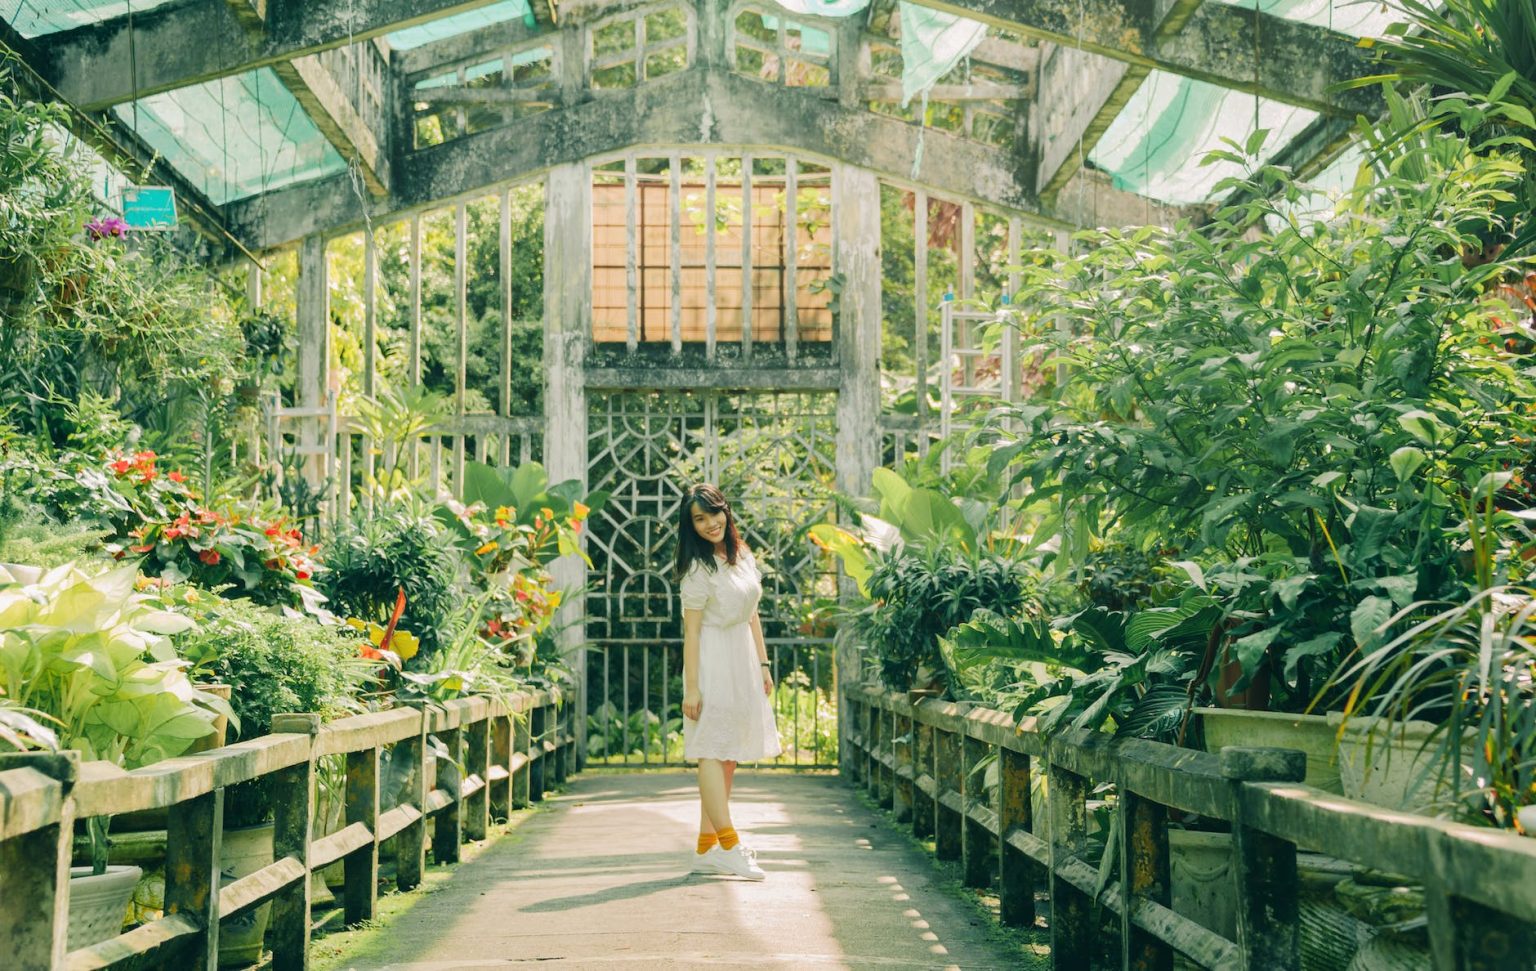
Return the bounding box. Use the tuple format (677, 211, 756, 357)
(1, 689, 578, 971)
(843, 684, 1536, 970)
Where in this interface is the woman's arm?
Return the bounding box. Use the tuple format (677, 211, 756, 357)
(749, 610, 772, 696)
(682, 607, 704, 719)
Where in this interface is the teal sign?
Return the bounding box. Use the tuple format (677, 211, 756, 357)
(120, 186, 178, 231)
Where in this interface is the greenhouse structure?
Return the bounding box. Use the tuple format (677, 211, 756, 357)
(1, 0, 1535, 968)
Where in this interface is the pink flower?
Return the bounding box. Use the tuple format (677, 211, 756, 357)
(86, 216, 129, 240)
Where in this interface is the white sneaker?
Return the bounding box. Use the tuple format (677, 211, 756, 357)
(707, 843, 765, 881)
(690, 845, 722, 873)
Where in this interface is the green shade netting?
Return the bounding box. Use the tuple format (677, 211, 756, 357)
(113, 68, 345, 205)
(2, 0, 179, 38)
(1089, 71, 1322, 204)
(1208, 0, 1405, 37)
(386, 1, 532, 50)
(760, 14, 834, 57)
(413, 45, 551, 91)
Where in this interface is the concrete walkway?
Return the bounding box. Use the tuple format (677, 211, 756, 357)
(333, 770, 1032, 969)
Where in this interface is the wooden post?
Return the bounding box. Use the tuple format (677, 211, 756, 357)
(432, 726, 464, 865)
(877, 706, 894, 809)
(269, 712, 319, 968)
(1121, 790, 1172, 971)
(343, 742, 380, 925)
(490, 711, 513, 822)
(394, 718, 428, 893)
(552, 703, 570, 784)
(892, 708, 913, 824)
(912, 716, 936, 841)
(843, 695, 862, 786)
(513, 705, 532, 809)
(961, 732, 992, 889)
(1221, 747, 1305, 971)
(935, 726, 963, 861)
(1427, 881, 1536, 970)
(1, 752, 77, 971)
(1047, 758, 1092, 967)
(464, 715, 490, 842)
(999, 746, 1039, 927)
(529, 704, 548, 802)
(165, 788, 224, 970)
(864, 700, 879, 800)
(563, 702, 578, 780)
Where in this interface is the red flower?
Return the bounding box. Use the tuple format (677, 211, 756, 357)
(264, 525, 281, 537)
(295, 569, 311, 581)
(198, 549, 221, 566)
(130, 544, 154, 554)
(168, 471, 185, 483)
(109, 459, 131, 475)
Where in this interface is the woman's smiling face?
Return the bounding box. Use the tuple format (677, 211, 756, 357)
(690, 501, 727, 544)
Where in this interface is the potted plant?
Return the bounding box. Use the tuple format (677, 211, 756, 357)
(0, 561, 230, 952)
(178, 598, 371, 964)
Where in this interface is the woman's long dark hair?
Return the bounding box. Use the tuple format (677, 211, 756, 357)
(674, 483, 743, 580)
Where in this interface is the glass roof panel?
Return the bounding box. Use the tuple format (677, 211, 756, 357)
(386, 1, 532, 51)
(1090, 70, 1320, 205)
(1207, 0, 1406, 38)
(2, 0, 181, 38)
(112, 68, 344, 205)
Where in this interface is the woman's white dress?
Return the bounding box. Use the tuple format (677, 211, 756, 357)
(680, 548, 783, 762)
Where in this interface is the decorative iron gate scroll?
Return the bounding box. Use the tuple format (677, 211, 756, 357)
(584, 390, 839, 767)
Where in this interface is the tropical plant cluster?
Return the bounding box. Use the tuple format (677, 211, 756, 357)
(819, 4, 1536, 831)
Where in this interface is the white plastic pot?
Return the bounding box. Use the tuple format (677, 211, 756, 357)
(67, 864, 142, 953)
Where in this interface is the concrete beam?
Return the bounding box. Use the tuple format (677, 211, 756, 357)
(272, 49, 391, 194)
(228, 68, 1064, 248)
(392, 19, 553, 78)
(30, 0, 511, 111)
(1031, 0, 1201, 202)
(901, 0, 1378, 116)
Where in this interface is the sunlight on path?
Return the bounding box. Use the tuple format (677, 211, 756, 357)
(330, 771, 1026, 969)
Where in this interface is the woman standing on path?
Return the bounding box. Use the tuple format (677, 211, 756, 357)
(676, 482, 782, 880)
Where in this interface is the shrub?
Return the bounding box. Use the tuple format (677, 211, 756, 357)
(320, 511, 462, 667)
(179, 599, 371, 827)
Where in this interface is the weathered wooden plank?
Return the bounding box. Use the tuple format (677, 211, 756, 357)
(315, 708, 422, 758)
(163, 789, 222, 970)
(310, 822, 373, 870)
(669, 155, 683, 354)
(375, 804, 422, 844)
(219, 856, 307, 920)
(343, 745, 380, 926)
(785, 157, 799, 360)
(63, 913, 202, 971)
(624, 155, 639, 352)
(0, 754, 75, 970)
(1048, 762, 1093, 966)
(423, 788, 456, 816)
(704, 153, 719, 360)
(72, 737, 310, 818)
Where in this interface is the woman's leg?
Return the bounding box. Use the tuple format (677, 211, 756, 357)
(697, 757, 734, 833)
(698, 760, 738, 839)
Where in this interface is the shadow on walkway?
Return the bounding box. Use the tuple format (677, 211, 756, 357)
(330, 770, 1033, 970)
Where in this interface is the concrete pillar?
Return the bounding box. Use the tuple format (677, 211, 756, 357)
(832, 164, 881, 775)
(296, 233, 330, 491)
(544, 162, 592, 765)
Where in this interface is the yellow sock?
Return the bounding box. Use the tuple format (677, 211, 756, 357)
(717, 826, 739, 850)
(696, 832, 718, 854)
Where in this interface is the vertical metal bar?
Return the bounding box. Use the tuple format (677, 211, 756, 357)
(408, 214, 424, 479)
(705, 152, 718, 360)
(741, 152, 753, 359)
(670, 155, 682, 353)
(1005, 216, 1022, 406)
(625, 155, 638, 352)
(792, 643, 801, 766)
(913, 191, 929, 457)
(642, 642, 651, 764)
(959, 201, 975, 390)
(603, 647, 611, 765)
(363, 226, 377, 398)
(662, 637, 671, 764)
(454, 203, 468, 488)
(622, 644, 632, 763)
(501, 188, 514, 420)
(813, 644, 821, 765)
(785, 157, 798, 359)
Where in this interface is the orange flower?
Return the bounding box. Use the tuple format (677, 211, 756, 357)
(109, 459, 131, 475)
(198, 549, 221, 566)
(168, 471, 185, 483)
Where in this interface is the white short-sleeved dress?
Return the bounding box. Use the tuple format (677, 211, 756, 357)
(680, 547, 783, 762)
